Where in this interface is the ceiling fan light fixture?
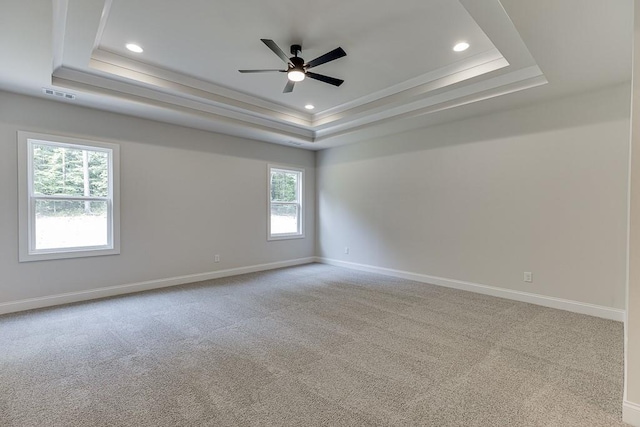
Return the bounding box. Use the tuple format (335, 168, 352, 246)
(287, 69, 305, 82)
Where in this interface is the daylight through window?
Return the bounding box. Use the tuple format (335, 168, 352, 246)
(268, 165, 304, 240)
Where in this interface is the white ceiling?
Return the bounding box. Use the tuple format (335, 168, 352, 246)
(0, 0, 633, 150)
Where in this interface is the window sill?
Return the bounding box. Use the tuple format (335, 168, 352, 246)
(19, 247, 120, 262)
(267, 234, 305, 241)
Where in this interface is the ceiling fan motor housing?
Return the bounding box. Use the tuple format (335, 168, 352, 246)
(289, 56, 305, 71)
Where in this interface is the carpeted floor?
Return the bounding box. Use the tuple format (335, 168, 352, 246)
(0, 263, 626, 426)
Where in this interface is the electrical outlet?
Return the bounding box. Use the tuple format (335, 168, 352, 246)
(524, 272, 533, 283)
(214, 254, 220, 263)
(344, 247, 350, 255)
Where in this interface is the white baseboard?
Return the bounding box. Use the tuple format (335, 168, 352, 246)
(2, 256, 625, 322)
(624, 400, 640, 426)
(315, 257, 625, 322)
(0, 257, 315, 316)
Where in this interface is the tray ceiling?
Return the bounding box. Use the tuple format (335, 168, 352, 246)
(45, 0, 546, 148)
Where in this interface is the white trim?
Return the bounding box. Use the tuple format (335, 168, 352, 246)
(17, 131, 121, 262)
(314, 68, 547, 141)
(0, 257, 316, 316)
(51, 0, 68, 71)
(311, 50, 506, 123)
(624, 400, 640, 426)
(625, 71, 634, 406)
(92, 0, 113, 51)
(315, 257, 626, 322)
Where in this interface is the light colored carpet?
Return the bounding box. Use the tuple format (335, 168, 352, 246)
(0, 263, 625, 426)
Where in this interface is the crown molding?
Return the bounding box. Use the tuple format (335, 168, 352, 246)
(52, 69, 315, 142)
(90, 48, 311, 125)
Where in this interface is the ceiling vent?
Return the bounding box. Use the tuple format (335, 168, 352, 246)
(42, 88, 76, 100)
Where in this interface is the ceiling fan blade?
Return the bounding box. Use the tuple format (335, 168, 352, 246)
(306, 72, 344, 87)
(238, 69, 286, 73)
(261, 39, 291, 64)
(283, 80, 295, 93)
(305, 47, 346, 69)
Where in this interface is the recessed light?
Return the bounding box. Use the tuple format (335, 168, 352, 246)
(304, 104, 315, 110)
(126, 43, 144, 53)
(453, 42, 469, 52)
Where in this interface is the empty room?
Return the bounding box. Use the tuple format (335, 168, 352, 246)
(2, 0, 640, 426)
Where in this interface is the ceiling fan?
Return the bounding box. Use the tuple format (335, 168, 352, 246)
(239, 39, 347, 93)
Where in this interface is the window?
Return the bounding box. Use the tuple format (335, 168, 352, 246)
(18, 131, 120, 261)
(268, 165, 304, 240)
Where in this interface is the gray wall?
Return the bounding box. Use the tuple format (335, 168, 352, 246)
(0, 84, 631, 313)
(0, 91, 315, 304)
(317, 84, 630, 310)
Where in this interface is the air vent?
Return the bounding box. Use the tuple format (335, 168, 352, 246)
(288, 141, 303, 146)
(42, 88, 76, 100)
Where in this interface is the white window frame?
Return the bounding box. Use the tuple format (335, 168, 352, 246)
(17, 131, 120, 262)
(267, 164, 304, 241)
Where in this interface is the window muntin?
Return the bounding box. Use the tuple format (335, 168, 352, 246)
(268, 165, 304, 240)
(18, 132, 120, 261)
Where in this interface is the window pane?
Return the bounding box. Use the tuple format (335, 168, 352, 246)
(270, 171, 298, 202)
(89, 150, 109, 197)
(270, 204, 299, 235)
(32, 143, 109, 197)
(34, 200, 108, 250)
(33, 144, 83, 196)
